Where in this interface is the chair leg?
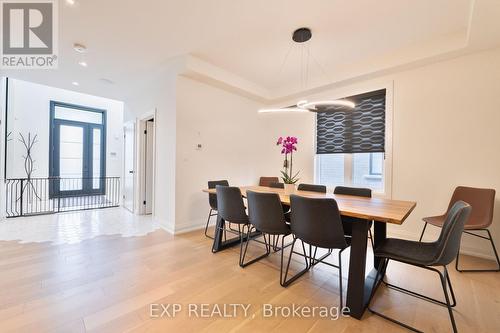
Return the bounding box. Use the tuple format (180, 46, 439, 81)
(279, 236, 286, 286)
(455, 229, 500, 272)
(239, 225, 271, 268)
(418, 222, 428, 242)
(368, 228, 374, 249)
(370, 263, 458, 333)
(281, 236, 310, 287)
(204, 209, 215, 239)
(440, 266, 458, 333)
(338, 248, 347, 309)
(383, 266, 457, 308)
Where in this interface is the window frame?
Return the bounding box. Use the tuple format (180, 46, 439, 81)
(49, 101, 107, 198)
(313, 82, 393, 198)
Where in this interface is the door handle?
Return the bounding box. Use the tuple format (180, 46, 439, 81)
(129, 170, 134, 174)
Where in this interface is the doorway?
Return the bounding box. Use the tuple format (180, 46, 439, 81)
(137, 113, 155, 215)
(49, 101, 106, 197)
(143, 119, 154, 214)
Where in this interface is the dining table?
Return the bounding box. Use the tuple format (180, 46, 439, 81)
(202, 185, 416, 320)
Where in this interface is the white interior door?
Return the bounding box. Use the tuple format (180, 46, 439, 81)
(145, 120, 155, 214)
(123, 121, 135, 212)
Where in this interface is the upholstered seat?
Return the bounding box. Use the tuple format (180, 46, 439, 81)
(375, 238, 441, 266)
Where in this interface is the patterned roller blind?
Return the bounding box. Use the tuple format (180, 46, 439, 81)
(316, 89, 386, 154)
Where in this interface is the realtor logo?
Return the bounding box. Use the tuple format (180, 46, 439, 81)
(1, 0, 58, 69)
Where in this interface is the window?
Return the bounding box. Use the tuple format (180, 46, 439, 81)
(49, 101, 106, 197)
(315, 89, 389, 194)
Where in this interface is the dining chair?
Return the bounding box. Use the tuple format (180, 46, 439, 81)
(419, 186, 499, 272)
(297, 183, 327, 193)
(216, 185, 259, 267)
(269, 182, 285, 189)
(259, 176, 280, 187)
(282, 195, 349, 307)
(368, 201, 471, 333)
(246, 191, 291, 279)
(334, 186, 374, 248)
(204, 180, 229, 239)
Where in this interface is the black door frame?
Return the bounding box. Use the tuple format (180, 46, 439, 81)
(49, 101, 106, 198)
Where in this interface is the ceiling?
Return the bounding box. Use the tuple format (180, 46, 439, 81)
(3, 0, 500, 102)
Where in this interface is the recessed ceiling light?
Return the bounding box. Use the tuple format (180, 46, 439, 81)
(66, 0, 76, 5)
(72, 81, 79, 86)
(78, 61, 88, 67)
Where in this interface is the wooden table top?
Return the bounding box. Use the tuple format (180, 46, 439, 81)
(203, 185, 416, 225)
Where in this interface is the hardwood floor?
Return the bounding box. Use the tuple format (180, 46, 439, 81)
(0, 216, 499, 332)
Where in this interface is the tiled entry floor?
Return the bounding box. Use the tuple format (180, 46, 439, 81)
(0, 208, 160, 244)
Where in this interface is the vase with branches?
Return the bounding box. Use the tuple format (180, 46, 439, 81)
(18, 132, 40, 202)
(276, 136, 300, 191)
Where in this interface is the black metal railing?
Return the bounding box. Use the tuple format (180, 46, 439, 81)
(4, 177, 120, 218)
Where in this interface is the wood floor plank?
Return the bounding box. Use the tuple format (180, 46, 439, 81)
(1, 219, 499, 333)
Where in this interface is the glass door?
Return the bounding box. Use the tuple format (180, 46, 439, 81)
(58, 123, 85, 193)
(51, 120, 105, 196)
(49, 102, 106, 197)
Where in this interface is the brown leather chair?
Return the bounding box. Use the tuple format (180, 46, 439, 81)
(419, 186, 499, 272)
(259, 177, 279, 187)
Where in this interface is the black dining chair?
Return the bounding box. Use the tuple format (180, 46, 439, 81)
(282, 195, 349, 308)
(368, 201, 472, 333)
(204, 180, 229, 239)
(334, 186, 374, 248)
(246, 191, 291, 280)
(269, 182, 285, 189)
(297, 183, 327, 193)
(216, 186, 265, 267)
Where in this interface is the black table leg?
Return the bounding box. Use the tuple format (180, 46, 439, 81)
(373, 221, 387, 269)
(346, 220, 387, 319)
(211, 214, 261, 253)
(211, 214, 225, 253)
(346, 220, 369, 318)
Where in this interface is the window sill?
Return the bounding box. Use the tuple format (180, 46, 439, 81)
(363, 174, 382, 180)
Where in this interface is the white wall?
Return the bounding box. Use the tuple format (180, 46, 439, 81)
(5, 79, 124, 179)
(124, 74, 177, 231)
(174, 76, 314, 232)
(389, 47, 500, 258)
(0, 78, 7, 218)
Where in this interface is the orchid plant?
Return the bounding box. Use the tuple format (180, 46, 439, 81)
(276, 136, 300, 184)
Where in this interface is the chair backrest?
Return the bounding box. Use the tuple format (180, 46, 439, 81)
(290, 195, 347, 249)
(297, 183, 327, 193)
(334, 186, 372, 198)
(247, 191, 289, 235)
(446, 186, 495, 229)
(208, 180, 229, 210)
(269, 182, 284, 189)
(259, 177, 280, 187)
(433, 201, 471, 265)
(215, 186, 248, 224)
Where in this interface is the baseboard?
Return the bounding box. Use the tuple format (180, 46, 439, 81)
(154, 217, 175, 235)
(174, 223, 207, 235)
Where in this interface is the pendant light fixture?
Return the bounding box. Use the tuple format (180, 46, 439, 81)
(259, 28, 355, 113)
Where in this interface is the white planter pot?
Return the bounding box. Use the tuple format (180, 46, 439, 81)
(284, 183, 296, 194)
